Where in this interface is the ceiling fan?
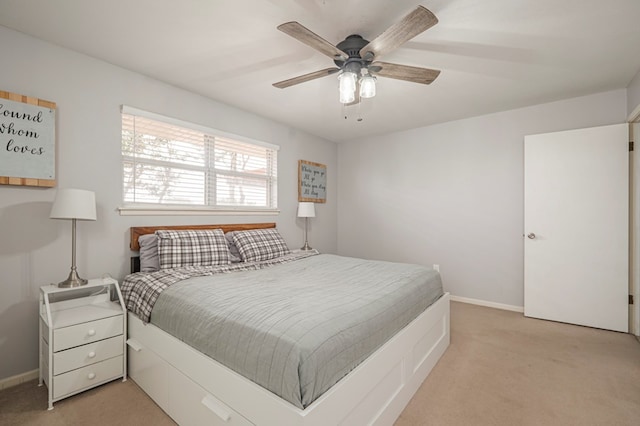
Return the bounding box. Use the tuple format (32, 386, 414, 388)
(273, 5, 441, 104)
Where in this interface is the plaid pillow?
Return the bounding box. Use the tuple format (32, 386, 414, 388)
(232, 228, 290, 262)
(156, 229, 230, 269)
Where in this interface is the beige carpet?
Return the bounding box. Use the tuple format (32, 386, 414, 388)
(395, 302, 640, 426)
(1, 302, 639, 425)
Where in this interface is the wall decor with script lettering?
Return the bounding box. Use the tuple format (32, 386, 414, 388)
(298, 159, 326, 203)
(0, 91, 56, 187)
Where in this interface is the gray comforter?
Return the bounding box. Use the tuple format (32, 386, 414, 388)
(150, 253, 443, 409)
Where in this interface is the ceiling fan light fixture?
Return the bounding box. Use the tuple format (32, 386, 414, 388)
(338, 71, 357, 104)
(359, 74, 376, 99)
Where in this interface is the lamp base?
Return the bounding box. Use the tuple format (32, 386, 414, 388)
(57, 269, 88, 288)
(300, 242, 313, 251)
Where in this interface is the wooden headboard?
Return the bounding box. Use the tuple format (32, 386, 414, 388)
(130, 222, 276, 251)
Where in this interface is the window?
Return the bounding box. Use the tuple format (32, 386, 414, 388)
(121, 107, 278, 212)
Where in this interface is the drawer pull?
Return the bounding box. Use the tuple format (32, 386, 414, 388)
(126, 339, 142, 352)
(87, 373, 96, 380)
(87, 329, 96, 337)
(201, 395, 230, 422)
(88, 351, 96, 358)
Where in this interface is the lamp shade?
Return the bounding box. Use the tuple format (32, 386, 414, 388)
(297, 202, 316, 218)
(50, 188, 97, 221)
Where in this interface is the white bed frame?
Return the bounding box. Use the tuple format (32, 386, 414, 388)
(126, 293, 449, 426)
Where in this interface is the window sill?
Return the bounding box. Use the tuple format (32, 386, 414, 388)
(118, 206, 280, 216)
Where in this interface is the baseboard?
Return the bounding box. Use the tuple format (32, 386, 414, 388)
(450, 295, 524, 313)
(0, 369, 39, 391)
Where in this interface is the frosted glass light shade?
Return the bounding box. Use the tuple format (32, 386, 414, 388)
(50, 188, 97, 221)
(297, 202, 316, 218)
(360, 75, 376, 98)
(340, 90, 355, 104)
(338, 71, 357, 104)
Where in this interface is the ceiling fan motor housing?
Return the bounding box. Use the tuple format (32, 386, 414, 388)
(334, 34, 372, 68)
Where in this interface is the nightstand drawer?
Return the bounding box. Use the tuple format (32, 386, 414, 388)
(53, 315, 123, 352)
(53, 355, 123, 399)
(54, 336, 123, 375)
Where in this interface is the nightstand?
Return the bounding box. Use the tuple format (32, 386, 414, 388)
(38, 277, 127, 410)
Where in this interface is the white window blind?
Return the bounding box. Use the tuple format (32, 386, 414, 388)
(121, 108, 278, 210)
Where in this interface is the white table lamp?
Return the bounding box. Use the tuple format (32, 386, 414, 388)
(50, 188, 97, 287)
(297, 202, 316, 251)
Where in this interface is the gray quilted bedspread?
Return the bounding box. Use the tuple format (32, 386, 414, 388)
(149, 253, 443, 409)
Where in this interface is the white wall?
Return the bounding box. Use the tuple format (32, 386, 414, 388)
(0, 26, 337, 381)
(337, 90, 628, 308)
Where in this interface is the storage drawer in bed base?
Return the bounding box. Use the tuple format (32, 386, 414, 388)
(127, 338, 254, 426)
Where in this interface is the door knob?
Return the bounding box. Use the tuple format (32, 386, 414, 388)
(527, 233, 536, 239)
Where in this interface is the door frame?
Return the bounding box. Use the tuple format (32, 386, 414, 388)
(628, 106, 640, 336)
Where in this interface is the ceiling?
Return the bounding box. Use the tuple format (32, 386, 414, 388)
(1, 0, 640, 142)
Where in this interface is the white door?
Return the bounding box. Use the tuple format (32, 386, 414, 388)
(524, 123, 628, 332)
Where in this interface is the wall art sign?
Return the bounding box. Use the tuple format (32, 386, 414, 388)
(298, 159, 326, 203)
(0, 91, 56, 187)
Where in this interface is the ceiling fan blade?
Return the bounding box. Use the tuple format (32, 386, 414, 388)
(273, 67, 340, 89)
(278, 22, 348, 61)
(371, 62, 440, 85)
(360, 6, 438, 60)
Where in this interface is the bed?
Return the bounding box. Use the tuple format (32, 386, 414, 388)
(123, 223, 450, 426)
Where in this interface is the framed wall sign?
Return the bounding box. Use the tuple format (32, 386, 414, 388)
(298, 159, 326, 203)
(0, 91, 56, 187)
